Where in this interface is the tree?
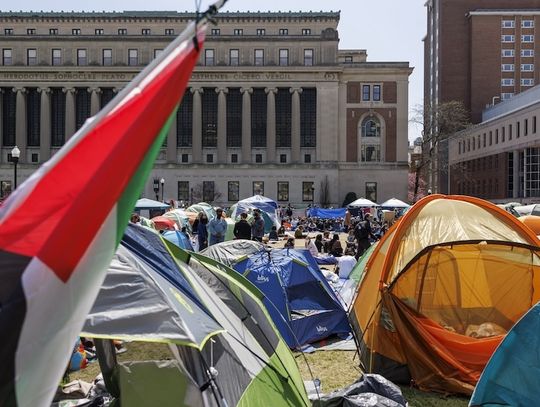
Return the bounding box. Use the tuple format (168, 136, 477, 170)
(412, 101, 471, 197)
(320, 175, 331, 207)
(342, 192, 357, 208)
(190, 182, 223, 205)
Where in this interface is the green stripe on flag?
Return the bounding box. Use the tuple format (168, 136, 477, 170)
(116, 105, 179, 244)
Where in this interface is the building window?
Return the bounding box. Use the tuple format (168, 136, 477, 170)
(211, 28, 220, 35)
(525, 119, 529, 136)
(102, 49, 112, 66)
(4, 28, 13, 35)
(202, 87, 218, 147)
(229, 49, 239, 66)
(118, 28, 127, 35)
(280, 154, 287, 163)
(501, 78, 514, 86)
(502, 20, 515, 28)
(276, 88, 292, 147)
(534, 116, 537, 134)
(365, 182, 377, 203)
(344, 56, 353, 63)
(521, 49, 534, 57)
(509, 124, 513, 140)
(50, 88, 65, 146)
(49, 28, 58, 35)
(521, 64, 534, 71)
(302, 28, 311, 35)
(52, 48, 62, 66)
(496, 129, 499, 144)
(128, 49, 138, 66)
(181, 154, 189, 163)
(177, 90, 192, 147)
(205, 49, 214, 66)
(203, 181, 215, 202)
(72, 28, 81, 35)
(277, 182, 289, 201)
(502, 49, 515, 57)
(141, 28, 151, 35)
(502, 64, 515, 72)
(304, 154, 311, 163)
(256, 28, 265, 36)
(279, 49, 289, 66)
(206, 154, 214, 163)
(522, 20, 535, 28)
(304, 49, 313, 66)
(302, 182, 314, 202)
(95, 28, 104, 35)
(360, 116, 381, 162)
(279, 28, 288, 35)
(177, 181, 189, 201)
(253, 181, 264, 196)
(300, 88, 317, 147)
(522, 35, 534, 43)
(251, 88, 267, 147)
(517, 121, 521, 138)
(255, 154, 263, 163)
(231, 153, 238, 163)
(27, 48, 37, 65)
(27, 28, 36, 35)
(154, 49, 163, 59)
(226, 88, 242, 147)
(501, 35, 515, 43)
(522, 78, 535, 86)
(26, 88, 40, 147)
(77, 49, 87, 66)
(165, 28, 175, 35)
(233, 28, 243, 35)
(254, 49, 264, 66)
(373, 85, 381, 101)
(75, 87, 91, 130)
(362, 85, 370, 101)
(2, 49, 12, 65)
(228, 181, 240, 201)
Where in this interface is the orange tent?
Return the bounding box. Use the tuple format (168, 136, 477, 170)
(349, 195, 540, 395)
(518, 215, 540, 235)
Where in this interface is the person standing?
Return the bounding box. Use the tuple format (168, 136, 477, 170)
(354, 213, 374, 259)
(233, 212, 252, 240)
(197, 213, 209, 251)
(208, 208, 227, 246)
(251, 209, 265, 242)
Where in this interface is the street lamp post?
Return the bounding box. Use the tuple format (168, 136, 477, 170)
(153, 178, 160, 201)
(11, 146, 20, 190)
(160, 178, 165, 202)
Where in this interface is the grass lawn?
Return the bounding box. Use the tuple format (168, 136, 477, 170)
(70, 342, 470, 406)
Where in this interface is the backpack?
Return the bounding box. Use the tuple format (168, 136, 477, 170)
(355, 221, 369, 240)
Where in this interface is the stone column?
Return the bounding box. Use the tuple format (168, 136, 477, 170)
(265, 87, 277, 163)
(241, 87, 252, 163)
(290, 87, 303, 163)
(191, 88, 203, 163)
(166, 110, 177, 163)
(216, 87, 228, 164)
(38, 87, 51, 161)
(14, 87, 27, 162)
(89, 87, 101, 116)
(63, 87, 76, 140)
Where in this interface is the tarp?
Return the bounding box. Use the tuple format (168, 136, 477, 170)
(307, 207, 347, 219)
(135, 198, 170, 210)
(380, 198, 410, 209)
(349, 194, 540, 395)
(232, 248, 351, 347)
(231, 195, 280, 233)
(470, 301, 540, 406)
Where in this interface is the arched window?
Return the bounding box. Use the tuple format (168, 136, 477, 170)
(360, 116, 382, 162)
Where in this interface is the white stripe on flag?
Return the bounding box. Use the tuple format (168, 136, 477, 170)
(15, 207, 118, 407)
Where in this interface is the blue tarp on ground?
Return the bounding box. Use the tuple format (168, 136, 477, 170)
(307, 207, 347, 219)
(233, 248, 350, 347)
(470, 301, 540, 407)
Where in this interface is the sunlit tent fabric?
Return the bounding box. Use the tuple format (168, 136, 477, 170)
(380, 198, 410, 209)
(163, 230, 194, 251)
(348, 198, 379, 207)
(514, 203, 540, 216)
(162, 209, 190, 230)
(200, 239, 264, 267)
(0, 16, 202, 407)
(307, 207, 347, 219)
(232, 248, 351, 347)
(518, 215, 540, 235)
(186, 202, 216, 221)
(84, 224, 309, 406)
(349, 194, 540, 395)
(470, 301, 540, 407)
(230, 195, 281, 233)
(135, 198, 170, 210)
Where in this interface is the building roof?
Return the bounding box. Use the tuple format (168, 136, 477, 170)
(468, 9, 540, 16)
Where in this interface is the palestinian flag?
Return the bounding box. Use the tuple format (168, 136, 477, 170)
(0, 21, 205, 407)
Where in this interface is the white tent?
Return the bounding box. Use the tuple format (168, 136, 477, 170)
(348, 197, 379, 207)
(380, 198, 410, 208)
(134, 198, 170, 210)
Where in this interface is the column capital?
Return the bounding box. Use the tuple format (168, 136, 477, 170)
(265, 87, 278, 94)
(37, 87, 51, 94)
(87, 87, 102, 94)
(191, 87, 204, 94)
(12, 87, 26, 94)
(240, 87, 253, 94)
(215, 87, 228, 94)
(290, 87, 303, 94)
(62, 87, 75, 94)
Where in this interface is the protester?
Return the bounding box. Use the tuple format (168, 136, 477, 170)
(305, 236, 319, 257)
(207, 208, 227, 246)
(354, 213, 375, 259)
(268, 225, 279, 241)
(314, 234, 324, 253)
(329, 233, 343, 257)
(233, 212, 251, 240)
(284, 237, 295, 249)
(336, 248, 357, 279)
(197, 213, 208, 251)
(294, 225, 306, 239)
(130, 213, 141, 224)
(251, 209, 265, 242)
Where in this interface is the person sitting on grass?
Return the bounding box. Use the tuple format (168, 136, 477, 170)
(329, 233, 343, 257)
(284, 237, 295, 249)
(268, 225, 279, 241)
(294, 225, 307, 239)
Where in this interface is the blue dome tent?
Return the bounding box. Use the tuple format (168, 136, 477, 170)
(230, 195, 280, 233)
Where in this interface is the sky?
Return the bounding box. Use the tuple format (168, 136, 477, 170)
(9, 0, 426, 142)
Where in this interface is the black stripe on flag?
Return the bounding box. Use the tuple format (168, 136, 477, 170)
(0, 250, 31, 407)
